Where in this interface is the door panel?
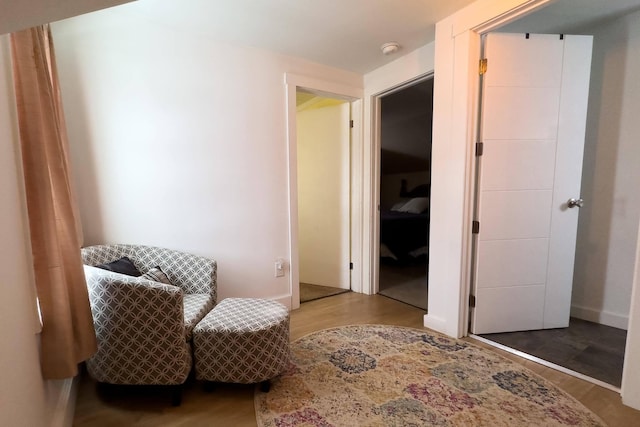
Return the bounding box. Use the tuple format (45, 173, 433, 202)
(544, 35, 594, 328)
(483, 34, 563, 88)
(475, 285, 545, 333)
(482, 140, 556, 191)
(477, 239, 549, 288)
(479, 190, 552, 240)
(483, 87, 560, 140)
(298, 102, 351, 289)
(471, 33, 593, 334)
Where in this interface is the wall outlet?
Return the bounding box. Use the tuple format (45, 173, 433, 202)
(275, 258, 285, 277)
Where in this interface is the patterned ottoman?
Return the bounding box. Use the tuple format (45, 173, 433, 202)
(193, 298, 290, 389)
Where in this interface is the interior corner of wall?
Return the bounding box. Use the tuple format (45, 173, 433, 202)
(49, 376, 78, 427)
(273, 293, 294, 310)
(423, 313, 450, 336)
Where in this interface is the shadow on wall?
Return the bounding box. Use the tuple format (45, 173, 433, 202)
(55, 36, 105, 245)
(572, 20, 627, 321)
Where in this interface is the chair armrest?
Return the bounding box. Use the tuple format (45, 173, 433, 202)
(84, 266, 186, 359)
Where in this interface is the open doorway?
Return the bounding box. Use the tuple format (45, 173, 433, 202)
(377, 77, 433, 310)
(471, 2, 640, 390)
(296, 90, 351, 303)
(284, 73, 363, 310)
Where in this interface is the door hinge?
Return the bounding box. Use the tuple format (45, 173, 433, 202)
(475, 142, 484, 157)
(349, 119, 354, 128)
(349, 262, 353, 270)
(472, 221, 480, 234)
(469, 294, 476, 308)
(479, 58, 488, 75)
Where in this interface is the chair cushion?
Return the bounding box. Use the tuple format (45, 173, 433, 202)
(95, 256, 142, 276)
(183, 294, 215, 341)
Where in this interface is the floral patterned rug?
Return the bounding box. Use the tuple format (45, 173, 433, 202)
(255, 325, 605, 426)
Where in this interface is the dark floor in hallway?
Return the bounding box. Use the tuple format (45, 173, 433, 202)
(378, 260, 427, 310)
(480, 317, 627, 387)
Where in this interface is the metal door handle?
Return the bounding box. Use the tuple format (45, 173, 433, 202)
(567, 198, 584, 209)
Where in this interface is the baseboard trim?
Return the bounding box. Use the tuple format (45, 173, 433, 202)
(423, 314, 447, 335)
(272, 294, 292, 310)
(50, 376, 78, 427)
(571, 304, 628, 330)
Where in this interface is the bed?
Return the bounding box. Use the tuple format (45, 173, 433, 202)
(380, 181, 430, 262)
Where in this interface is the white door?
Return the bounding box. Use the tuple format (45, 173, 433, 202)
(471, 33, 593, 334)
(297, 101, 351, 290)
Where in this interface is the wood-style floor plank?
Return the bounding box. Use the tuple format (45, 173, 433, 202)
(73, 293, 640, 426)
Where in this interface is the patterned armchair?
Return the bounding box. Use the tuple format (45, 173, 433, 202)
(81, 244, 217, 405)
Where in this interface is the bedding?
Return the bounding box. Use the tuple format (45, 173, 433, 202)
(380, 208, 429, 261)
(393, 197, 429, 214)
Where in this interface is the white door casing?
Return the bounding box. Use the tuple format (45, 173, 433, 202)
(284, 73, 363, 310)
(471, 33, 593, 334)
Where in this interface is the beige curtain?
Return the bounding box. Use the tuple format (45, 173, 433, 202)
(11, 25, 96, 379)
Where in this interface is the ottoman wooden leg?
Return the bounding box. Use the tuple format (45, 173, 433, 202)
(260, 380, 271, 393)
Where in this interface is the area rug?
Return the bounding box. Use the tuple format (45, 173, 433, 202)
(255, 325, 604, 426)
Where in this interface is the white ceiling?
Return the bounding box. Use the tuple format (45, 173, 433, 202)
(500, 0, 640, 34)
(86, 0, 478, 74)
(0, 0, 134, 35)
(4, 0, 640, 74)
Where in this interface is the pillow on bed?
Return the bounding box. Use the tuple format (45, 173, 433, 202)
(390, 201, 407, 212)
(397, 197, 429, 214)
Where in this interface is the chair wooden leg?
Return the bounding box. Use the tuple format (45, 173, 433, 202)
(260, 380, 271, 393)
(171, 385, 183, 406)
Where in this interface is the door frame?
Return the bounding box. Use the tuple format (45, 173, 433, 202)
(370, 73, 434, 295)
(469, 33, 593, 334)
(284, 73, 363, 309)
(426, 0, 554, 338)
(431, 0, 640, 408)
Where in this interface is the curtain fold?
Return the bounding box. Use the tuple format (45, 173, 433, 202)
(10, 25, 96, 379)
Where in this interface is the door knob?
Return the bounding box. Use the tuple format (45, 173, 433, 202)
(567, 198, 584, 209)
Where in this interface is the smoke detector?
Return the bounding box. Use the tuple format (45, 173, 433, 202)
(381, 42, 400, 55)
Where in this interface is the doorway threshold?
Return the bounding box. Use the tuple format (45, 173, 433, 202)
(469, 334, 621, 393)
(300, 283, 350, 303)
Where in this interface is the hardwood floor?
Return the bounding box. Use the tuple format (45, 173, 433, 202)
(299, 283, 349, 303)
(73, 293, 640, 426)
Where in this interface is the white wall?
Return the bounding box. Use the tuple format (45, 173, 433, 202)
(571, 10, 640, 330)
(0, 34, 50, 427)
(381, 114, 432, 160)
(297, 103, 350, 289)
(51, 4, 362, 307)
